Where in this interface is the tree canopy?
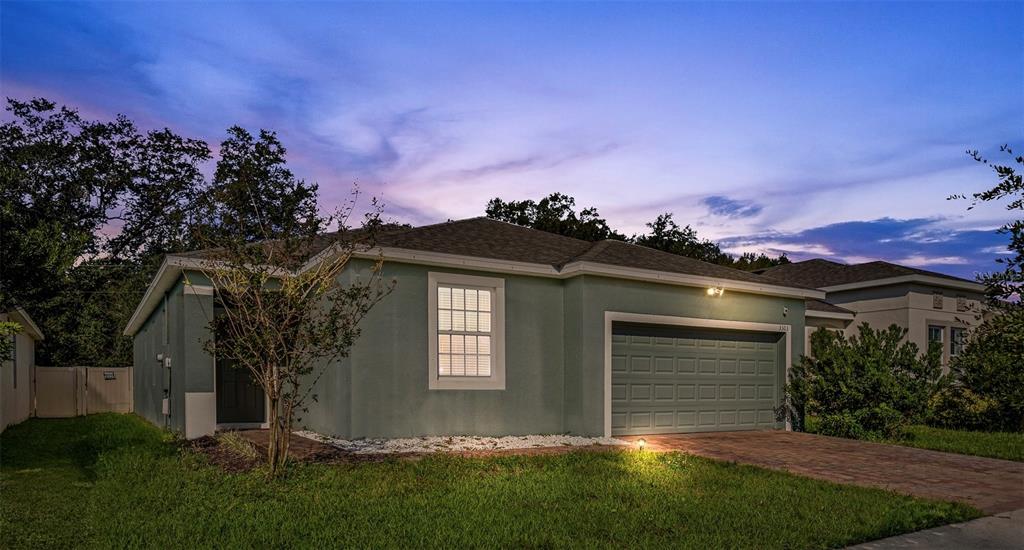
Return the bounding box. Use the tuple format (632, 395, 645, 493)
(954, 145, 1022, 303)
(485, 193, 626, 242)
(486, 193, 788, 270)
(0, 98, 324, 367)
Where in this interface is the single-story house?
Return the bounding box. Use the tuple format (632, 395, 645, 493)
(125, 217, 826, 440)
(758, 259, 986, 364)
(1, 306, 44, 432)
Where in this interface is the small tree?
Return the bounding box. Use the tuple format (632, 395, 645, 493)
(194, 198, 393, 476)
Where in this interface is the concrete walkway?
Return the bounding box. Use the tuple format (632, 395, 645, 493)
(620, 431, 1024, 513)
(848, 509, 1024, 549)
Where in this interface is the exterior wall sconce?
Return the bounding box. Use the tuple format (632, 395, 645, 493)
(706, 287, 724, 297)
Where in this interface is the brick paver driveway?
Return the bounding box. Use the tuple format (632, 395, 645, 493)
(621, 431, 1024, 514)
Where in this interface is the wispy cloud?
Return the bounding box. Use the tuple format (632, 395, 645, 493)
(1, 1, 1020, 280)
(702, 196, 762, 218)
(719, 218, 1006, 279)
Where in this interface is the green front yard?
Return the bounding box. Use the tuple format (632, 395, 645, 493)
(804, 417, 1024, 462)
(1, 415, 978, 549)
(898, 425, 1024, 462)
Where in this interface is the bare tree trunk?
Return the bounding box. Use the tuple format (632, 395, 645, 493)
(267, 394, 280, 476)
(280, 399, 294, 465)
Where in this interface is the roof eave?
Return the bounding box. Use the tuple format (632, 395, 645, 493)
(806, 310, 855, 320)
(352, 248, 825, 300)
(10, 306, 45, 340)
(822, 275, 985, 294)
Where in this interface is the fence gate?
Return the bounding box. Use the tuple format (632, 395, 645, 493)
(34, 367, 133, 417)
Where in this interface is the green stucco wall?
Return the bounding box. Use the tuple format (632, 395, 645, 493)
(132, 271, 215, 435)
(300, 261, 805, 438)
(564, 275, 804, 435)
(301, 260, 567, 438)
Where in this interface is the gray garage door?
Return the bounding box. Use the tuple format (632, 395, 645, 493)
(611, 322, 783, 435)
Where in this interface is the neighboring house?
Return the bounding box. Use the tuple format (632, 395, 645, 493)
(125, 218, 824, 440)
(758, 259, 986, 364)
(1, 307, 44, 432)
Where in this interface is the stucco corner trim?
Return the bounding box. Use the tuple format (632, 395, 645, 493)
(602, 312, 793, 438)
(184, 392, 216, 440)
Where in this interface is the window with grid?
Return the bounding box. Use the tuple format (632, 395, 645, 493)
(950, 327, 966, 357)
(437, 286, 493, 377)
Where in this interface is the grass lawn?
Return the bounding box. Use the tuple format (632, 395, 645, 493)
(1, 415, 979, 549)
(804, 417, 1024, 462)
(898, 425, 1024, 462)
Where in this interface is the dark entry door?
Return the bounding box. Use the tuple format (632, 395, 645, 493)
(216, 360, 266, 424)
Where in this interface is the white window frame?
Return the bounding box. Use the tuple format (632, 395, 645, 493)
(428, 272, 505, 390)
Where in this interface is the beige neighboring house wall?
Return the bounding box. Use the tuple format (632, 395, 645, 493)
(804, 314, 854, 357)
(825, 283, 984, 366)
(1, 308, 44, 432)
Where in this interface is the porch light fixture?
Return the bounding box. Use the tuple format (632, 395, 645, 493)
(706, 287, 724, 297)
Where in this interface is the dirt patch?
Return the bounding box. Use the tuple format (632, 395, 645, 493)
(186, 436, 261, 473)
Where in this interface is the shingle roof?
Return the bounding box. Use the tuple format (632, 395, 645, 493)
(565, 237, 788, 286)
(805, 298, 854, 315)
(373, 217, 593, 266)
(758, 258, 977, 289)
(173, 217, 814, 290)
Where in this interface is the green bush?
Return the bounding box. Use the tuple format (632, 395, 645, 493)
(932, 308, 1024, 432)
(818, 413, 866, 440)
(927, 387, 998, 431)
(784, 323, 941, 441)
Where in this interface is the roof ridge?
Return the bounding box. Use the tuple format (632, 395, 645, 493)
(475, 216, 600, 246)
(559, 239, 614, 267)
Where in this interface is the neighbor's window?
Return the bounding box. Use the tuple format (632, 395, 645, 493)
(927, 325, 944, 347)
(932, 291, 944, 309)
(429, 272, 505, 390)
(950, 327, 966, 357)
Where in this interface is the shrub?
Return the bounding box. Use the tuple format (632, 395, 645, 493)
(933, 308, 1024, 432)
(927, 387, 998, 431)
(784, 323, 941, 441)
(855, 404, 908, 440)
(818, 413, 866, 440)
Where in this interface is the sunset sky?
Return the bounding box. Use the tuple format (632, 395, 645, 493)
(3, 1, 1021, 278)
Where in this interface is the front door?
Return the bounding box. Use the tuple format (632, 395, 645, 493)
(216, 360, 266, 424)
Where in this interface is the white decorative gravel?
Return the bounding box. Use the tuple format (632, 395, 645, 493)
(294, 431, 629, 454)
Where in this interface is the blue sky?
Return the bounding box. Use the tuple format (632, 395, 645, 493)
(3, 1, 1021, 279)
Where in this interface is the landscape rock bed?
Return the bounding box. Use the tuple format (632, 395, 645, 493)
(295, 431, 630, 455)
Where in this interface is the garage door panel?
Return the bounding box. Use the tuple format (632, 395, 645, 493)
(611, 322, 782, 435)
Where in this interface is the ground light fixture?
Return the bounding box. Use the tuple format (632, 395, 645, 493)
(706, 287, 724, 297)
(637, 438, 646, 450)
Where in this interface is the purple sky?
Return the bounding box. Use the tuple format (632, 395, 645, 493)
(3, 1, 1022, 279)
